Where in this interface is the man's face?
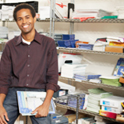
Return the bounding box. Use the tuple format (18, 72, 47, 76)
(16, 9, 36, 34)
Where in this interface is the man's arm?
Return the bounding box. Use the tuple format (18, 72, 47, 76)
(0, 44, 12, 123)
(32, 39, 60, 117)
(31, 89, 54, 117)
(0, 94, 9, 124)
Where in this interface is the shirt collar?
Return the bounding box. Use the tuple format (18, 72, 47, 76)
(16, 30, 42, 46)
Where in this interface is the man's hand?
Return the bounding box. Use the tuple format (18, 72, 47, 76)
(0, 105, 9, 124)
(31, 90, 54, 118)
(31, 103, 50, 118)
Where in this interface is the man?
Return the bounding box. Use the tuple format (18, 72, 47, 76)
(0, 3, 59, 124)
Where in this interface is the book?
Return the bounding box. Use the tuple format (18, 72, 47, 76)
(17, 91, 55, 116)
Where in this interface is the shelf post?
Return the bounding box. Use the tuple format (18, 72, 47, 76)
(70, 22, 74, 34)
(76, 95, 79, 124)
(50, 0, 55, 39)
(2, 0, 6, 27)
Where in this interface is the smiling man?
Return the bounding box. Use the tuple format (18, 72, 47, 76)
(0, 3, 59, 124)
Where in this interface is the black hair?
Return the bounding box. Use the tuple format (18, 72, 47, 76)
(13, 3, 36, 21)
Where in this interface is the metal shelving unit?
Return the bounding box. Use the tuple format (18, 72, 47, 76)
(56, 103, 121, 123)
(55, 18, 124, 23)
(3, 18, 124, 23)
(57, 46, 124, 123)
(57, 47, 124, 56)
(59, 76, 124, 91)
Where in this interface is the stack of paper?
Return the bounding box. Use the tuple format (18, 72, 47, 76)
(0, 26, 8, 39)
(86, 88, 113, 113)
(61, 64, 88, 78)
(93, 40, 109, 51)
(39, 6, 50, 20)
(55, 2, 67, 19)
(2, 5, 15, 21)
(100, 96, 124, 114)
(106, 36, 124, 43)
(17, 91, 55, 116)
(58, 81, 75, 94)
(74, 73, 101, 81)
(72, 9, 99, 19)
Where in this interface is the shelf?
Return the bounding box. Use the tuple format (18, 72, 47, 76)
(55, 18, 124, 23)
(56, 103, 117, 122)
(2, 18, 124, 23)
(1, 19, 51, 22)
(59, 76, 124, 91)
(57, 47, 124, 56)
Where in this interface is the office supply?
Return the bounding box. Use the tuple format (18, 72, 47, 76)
(39, 6, 50, 20)
(100, 95, 124, 108)
(17, 91, 55, 116)
(68, 3, 74, 18)
(61, 64, 88, 78)
(74, 73, 101, 81)
(78, 44, 94, 50)
(58, 53, 82, 73)
(99, 110, 117, 119)
(100, 75, 121, 86)
(105, 46, 124, 53)
(58, 81, 75, 94)
(86, 88, 112, 113)
(101, 105, 122, 114)
(113, 58, 124, 76)
(55, 2, 67, 19)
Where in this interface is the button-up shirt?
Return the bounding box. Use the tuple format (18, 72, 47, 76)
(0, 30, 60, 95)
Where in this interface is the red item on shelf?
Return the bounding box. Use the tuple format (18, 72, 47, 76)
(73, 17, 95, 22)
(99, 110, 117, 119)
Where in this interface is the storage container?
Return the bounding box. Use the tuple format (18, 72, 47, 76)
(78, 43, 94, 50)
(62, 34, 75, 40)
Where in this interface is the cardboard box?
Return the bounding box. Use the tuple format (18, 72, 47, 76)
(105, 46, 124, 53)
(116, 114, 124, 122)
(119, 77, 124, 83)
(64, 113, 86, 123)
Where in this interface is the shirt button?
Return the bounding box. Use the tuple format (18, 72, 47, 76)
(27, 64, 30, 67)
(28, 55, 30, 57)
(27, 74, 29, 77)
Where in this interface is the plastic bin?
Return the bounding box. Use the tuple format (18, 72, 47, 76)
(70, 39, 79, 48)
(58, 40, 79, 48)
(64, 40, 71, 47)
(62, 34, 75, 40)
(58, 40, 65, 47)
(78, 44, 94, 50)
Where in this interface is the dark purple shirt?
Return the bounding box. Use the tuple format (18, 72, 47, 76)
(0, 30, 60, 95)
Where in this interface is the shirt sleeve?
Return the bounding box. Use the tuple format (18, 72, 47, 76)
(0, 44, 12, 95)
(46, 39, 60, 92)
